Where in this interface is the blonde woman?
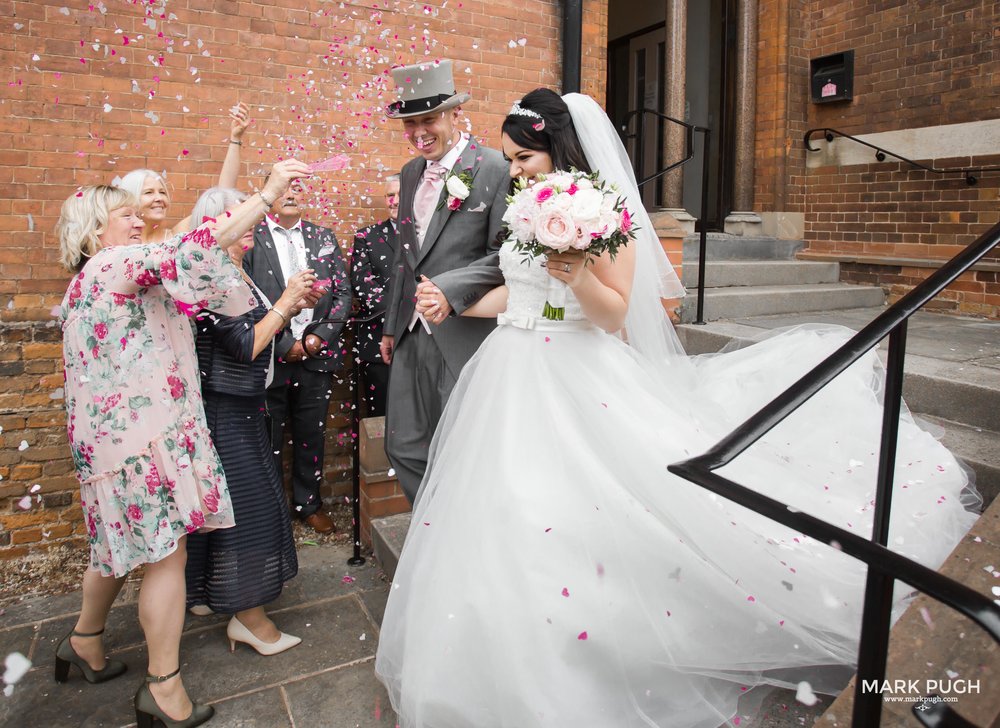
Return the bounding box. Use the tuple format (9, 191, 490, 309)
(119, 102, 251, 244)
(56, 159, 309, 728)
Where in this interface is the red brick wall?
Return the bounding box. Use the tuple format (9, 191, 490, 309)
(755, 0, 1000, 317)
(0, 0, 606, 564)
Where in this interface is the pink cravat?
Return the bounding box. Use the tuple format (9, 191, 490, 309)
(413, 161, 447, 246)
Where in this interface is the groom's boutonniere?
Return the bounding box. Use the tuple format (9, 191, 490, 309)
(440, 168, 474, 211)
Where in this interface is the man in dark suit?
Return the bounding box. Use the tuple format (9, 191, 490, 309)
(244, 175, 352, 533)
(350, 174, 399, 418)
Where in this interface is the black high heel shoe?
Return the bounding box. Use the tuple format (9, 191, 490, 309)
(134, 667, 214, 728)
(53, 627, 127, 684)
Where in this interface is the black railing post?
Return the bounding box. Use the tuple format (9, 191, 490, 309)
(321, 312, 381, 568)
(851, 322, 908, 726)
(695, 126, 711, 325)
(347, 314, 366, 567)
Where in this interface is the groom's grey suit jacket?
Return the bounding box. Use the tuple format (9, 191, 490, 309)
(384, 139, 509, 374)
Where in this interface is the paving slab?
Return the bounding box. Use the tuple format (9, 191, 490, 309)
(209, 687, 293, 728)
(180, 596, 376, 705)
(283, 661, 396, 728)
(356, 585, 391, 630)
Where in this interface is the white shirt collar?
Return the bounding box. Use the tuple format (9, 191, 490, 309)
(429, 133, 469, 175)
(266, 215, 303, 235)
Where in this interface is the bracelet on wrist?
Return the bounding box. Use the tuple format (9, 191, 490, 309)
(258, 190, 275, 208)
(229, 139, 242, 146)
(270, 307, 288, 324)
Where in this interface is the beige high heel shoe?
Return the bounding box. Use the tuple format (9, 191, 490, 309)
(226, 615, 301, 656)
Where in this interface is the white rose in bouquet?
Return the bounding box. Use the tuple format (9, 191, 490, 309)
(570, 187, 604, 222)
(503, 194, 535, 242)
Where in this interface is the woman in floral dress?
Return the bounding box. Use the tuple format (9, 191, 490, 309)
(55, 159, 310, 728)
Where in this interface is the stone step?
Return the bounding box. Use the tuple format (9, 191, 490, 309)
(819, 493, 1000, 727)
(371, 511, 411, 581)
(900, 353, 1000, 434)
(682, 260, 841, 288)
(678, 284, 886, 323)
(683, 234, 805, 261)
(918, 415, 1000, 507)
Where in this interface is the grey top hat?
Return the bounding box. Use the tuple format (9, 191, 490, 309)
(385, 60, 472, 119)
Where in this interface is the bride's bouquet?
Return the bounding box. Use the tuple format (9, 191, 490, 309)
(502, 169, 637, 320)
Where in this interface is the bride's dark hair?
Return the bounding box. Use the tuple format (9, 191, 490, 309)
(502, 88, 592, 174)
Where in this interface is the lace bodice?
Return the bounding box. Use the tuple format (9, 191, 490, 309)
(499, 239, 586, 322)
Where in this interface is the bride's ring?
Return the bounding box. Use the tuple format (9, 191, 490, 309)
(562, 263, 571, 273)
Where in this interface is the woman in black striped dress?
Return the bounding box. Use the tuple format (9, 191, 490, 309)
(185, 186, 323, 655)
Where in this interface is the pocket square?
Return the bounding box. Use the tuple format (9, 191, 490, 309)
(467, 201, 487, 213)
(317, 244, 338, 257)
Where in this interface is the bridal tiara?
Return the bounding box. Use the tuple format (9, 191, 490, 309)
(509, 102, 543, 121)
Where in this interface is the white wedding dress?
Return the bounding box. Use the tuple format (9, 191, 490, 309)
(374, 239, 978, 727)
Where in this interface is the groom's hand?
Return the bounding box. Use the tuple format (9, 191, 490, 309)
(416, 275, 452, 325)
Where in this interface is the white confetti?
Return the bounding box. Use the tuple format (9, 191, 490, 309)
(18, 440, 28, 451)
(103, 103, 113, 113)
(59, 7, 70, 15)
(29, 484, 41, 494)
(359, 632, 366, 641)
(795, 681, 819, 706)
(2, 652, 31, 690)
(946, 669, 959, 679)
(15, 496, 31, 511)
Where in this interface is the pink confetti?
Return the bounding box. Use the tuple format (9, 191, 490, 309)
(919, 607, 934, 629)
(341, 575, 356, 584)
(561, 588, 569, 597)
(577, 631, 588, 641)
(310, 154, 351, 172)
(544, 336, 550, 342)
(746, 595, 756, 603)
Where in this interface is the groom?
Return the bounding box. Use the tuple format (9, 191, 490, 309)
(380, 60, 509, 503)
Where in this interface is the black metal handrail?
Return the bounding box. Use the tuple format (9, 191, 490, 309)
(620, 108, 712, 324)
(669, 218, 1000, 727)
(804, 128, 1000, 186)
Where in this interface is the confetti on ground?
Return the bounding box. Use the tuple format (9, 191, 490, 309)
(2, 652, 31, 696)
(795, 681, 819, 706)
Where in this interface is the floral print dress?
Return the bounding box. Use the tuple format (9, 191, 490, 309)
(60, 227, 256, 577)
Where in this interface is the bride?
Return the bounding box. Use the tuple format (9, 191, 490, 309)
(374, 89, 978, 727)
